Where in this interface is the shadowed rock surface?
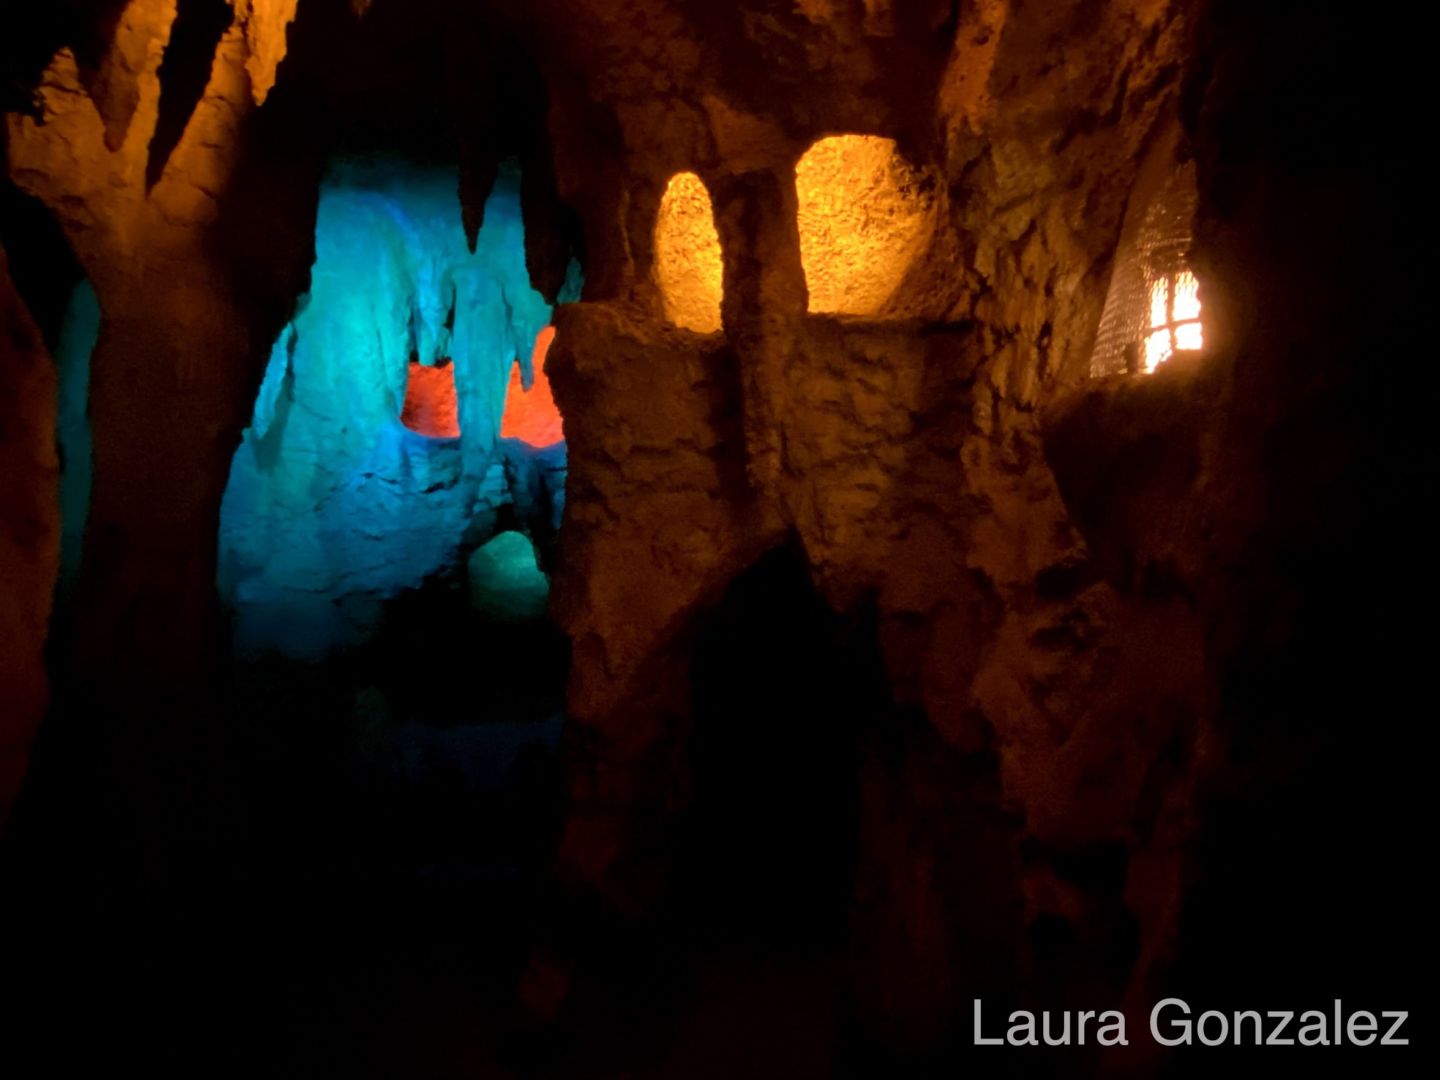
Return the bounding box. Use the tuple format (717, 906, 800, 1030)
(0, 2, 1427, 1077)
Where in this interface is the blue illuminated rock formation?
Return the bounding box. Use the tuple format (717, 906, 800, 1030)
(54, 280, 98, 597)
(219, 159, 573, 657)
(467, 531, 552, 622)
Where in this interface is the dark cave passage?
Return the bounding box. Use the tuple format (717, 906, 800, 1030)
(3, 22, 585, 1068)
(217, 155, 577, 659)
(199, 152, 577, 929)
(680, 546, 879, 952)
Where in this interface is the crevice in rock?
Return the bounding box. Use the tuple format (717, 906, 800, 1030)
(145, 0, 235, 191)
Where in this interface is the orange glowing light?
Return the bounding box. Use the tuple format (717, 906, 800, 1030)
(1143, 270, 1204, 372)
(501, 326, 565, 448)
(796, 134, 935, 315)
(655, 172, 724, 333)
(1173, 270, 1201, 322)
(401, 361, 460, 437)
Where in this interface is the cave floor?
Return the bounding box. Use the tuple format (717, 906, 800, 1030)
(0, 584, 852, 1079)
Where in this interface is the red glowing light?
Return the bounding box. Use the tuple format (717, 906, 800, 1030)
(401, 360, 461, 438)
(501, 326, 564, 448)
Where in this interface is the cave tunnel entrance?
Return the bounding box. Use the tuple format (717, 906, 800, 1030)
(218, 156, 579, 659)
(680, 544, 885, 953)
(205, 155, 580, 985)
(4, 11, 592, 1073)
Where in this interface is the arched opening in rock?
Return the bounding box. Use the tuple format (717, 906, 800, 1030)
(795, 134, 934, 316)
(654, 171, 724, 333)
(184, 10, 588, 970)
(1143, 267, 1203, 372)
(468, 529, 550, 621)
(679, 545, 883, 952)
(501, 325, 564, 448)
(400, 358, 461, 438)
(218, 157, 577, 659)
(1090, 160, 1204, 376)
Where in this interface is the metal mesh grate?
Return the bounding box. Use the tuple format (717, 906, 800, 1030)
(1090, 162, 1199, 377)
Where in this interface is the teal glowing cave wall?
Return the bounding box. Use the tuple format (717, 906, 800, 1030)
(54, 280, 98, 597)
(218, 159, 576, 657)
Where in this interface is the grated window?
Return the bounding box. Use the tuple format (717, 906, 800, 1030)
(1090, 162, 1203, 376)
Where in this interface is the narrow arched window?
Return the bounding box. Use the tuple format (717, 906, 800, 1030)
(1143, 268, 1203, 372)
(655, 172, 724, 333)
(795, 134, 933, 316)
(1091, 159, 1204, 376)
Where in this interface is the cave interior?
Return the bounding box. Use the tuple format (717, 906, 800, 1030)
(0, 1, 1428, 1077)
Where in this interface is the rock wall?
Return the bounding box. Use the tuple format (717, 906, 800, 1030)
(0, 244, 60, 833)
(5, 0, 312, 689)
(1156, 0, 1426, 1022)
(0, 0, 1422, 1067)
(0, 0, 335, 880)
(525, 1, 1427, 1065)
(1, 0, 576, 841)
(526, 0, 1195, 1022)
(218, 160, 557, 657)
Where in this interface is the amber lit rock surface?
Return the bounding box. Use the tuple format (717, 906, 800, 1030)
(795, 135, 935, 315)
(654, 171, 724, 333)
(0, 0, 1425, 1071)
(5, 0, 318, 689)
(525, 0, 1207, 1042)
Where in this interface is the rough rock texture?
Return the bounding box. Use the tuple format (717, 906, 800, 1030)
(0, 0, 333, 887)
(500, 325, 566, 448)
(6, 0, 309, 689)
(521, 1, 1200, 1041)
(0, 244, 59, 833)
(468, 529, 551, 622)
(218, 161, 555, 657)
(794, 134, 936, 315)
(2, 0, 572, 820)
(654, 171, 723, 333)
(400, 360, 461, 438)
(0, 0, 1423, 1071)
(526, 2, 1425, 1065)
(233, 0, 300, 106)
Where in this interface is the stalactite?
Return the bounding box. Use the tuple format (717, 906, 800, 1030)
(218, 161, 560, 658)
(232, 0, 299, 105)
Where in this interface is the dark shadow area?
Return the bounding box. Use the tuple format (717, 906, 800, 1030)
(0, 0, 129, 116)
(679, 544, 878, 953)
(0, 148, 83, 350)
(0, 570, 570, 1079)
(517, 545, 897, 1079)
(0, 4, 1427, 1078)
(146, 0, 234, 190)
